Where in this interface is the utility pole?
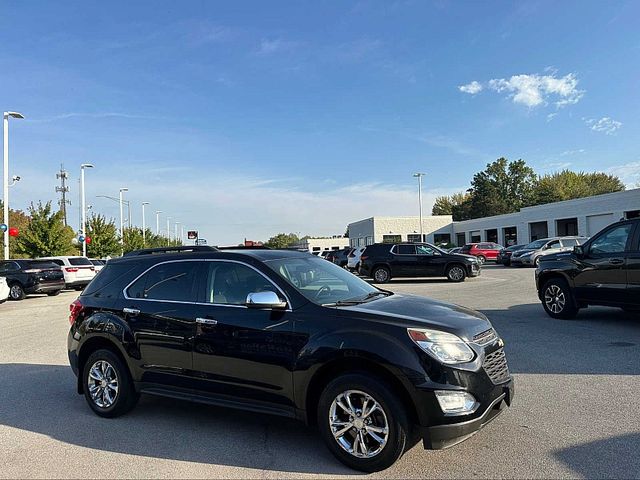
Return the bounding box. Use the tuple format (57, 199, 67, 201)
(55, 164, 70, 226)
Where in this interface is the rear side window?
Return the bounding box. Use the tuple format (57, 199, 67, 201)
(69, 257, 93, 266)
(26, 261, 59, 270)
(83, 264, 138, 297)
(395, 245, 416, 255)
(48, 259, 64, 266)
(126, 261, 199, 302)
(561, 238, 578, 247)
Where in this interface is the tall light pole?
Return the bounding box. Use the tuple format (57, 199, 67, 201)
(166, 216, 171, 245)
(141, 201, 150, 246)
(155, 210, 162, 235)
(3, 111, 24, 260)
(80, 163, 94, 257)
(119, 188, 128, 245)
(413, 173, 426, 242)
(174, 222, 180, 244)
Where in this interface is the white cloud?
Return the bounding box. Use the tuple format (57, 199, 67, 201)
(606, 161, 640, 187)
(560, 149, 586, 156)
(584, 117, 622, 135)
(257, 38, 299, 55)
(459, 72, 584, 108)
(458, 81, 483, 94)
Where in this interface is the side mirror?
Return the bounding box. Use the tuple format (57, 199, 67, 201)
(246, 291, 287, 310)
(573, 245, 584, 257)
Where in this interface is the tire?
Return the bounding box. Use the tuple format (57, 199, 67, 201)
(8, 283, 25, 301)
(47, 290, 61, 297)
(541, 278, 578, 319)
(82, 349, 139, 418)
(317, 373, 410, 472)
(534, 256, 541, 267)
(477, 255, 486, 264)
(372, 266, 391, 284)
(446, 264, 467, 282)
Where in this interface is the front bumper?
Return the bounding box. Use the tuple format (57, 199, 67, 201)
(468, 263, 481, 277)
(511, 256, 533, 265)
(423, 380, 514, 449)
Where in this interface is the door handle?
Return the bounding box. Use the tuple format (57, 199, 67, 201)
(123, 307, 140, 315)
(608, 258, 624, 265)
(196, 317, 218, 325)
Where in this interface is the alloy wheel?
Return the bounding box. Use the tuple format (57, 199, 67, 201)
(373, 269, 388, 282)
(448, 266, 465, 281)
(87, 360, 119, 408)
(329, 390, 389, 459)
(544, 284, 566, 314)
(9, 285, 23, 300)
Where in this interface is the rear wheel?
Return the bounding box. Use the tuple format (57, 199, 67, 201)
(317, 374, 410, 472)
(82, 349, 138, 418)
(372, 266, 391, 284)
(9, 283, 25, 301)
(446, 264, 467, 282)
(542, 278, 578, 319)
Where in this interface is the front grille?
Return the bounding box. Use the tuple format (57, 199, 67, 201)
(473, 328, 497, 346)
(483, 348, 510, 384)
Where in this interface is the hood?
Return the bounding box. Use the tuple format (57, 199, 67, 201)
(512, 248, 536, 257)
(450, 253, 478, 262)
(339, 293, 491, 339)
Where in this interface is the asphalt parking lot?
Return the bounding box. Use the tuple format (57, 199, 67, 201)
(1, 265, 639, 479)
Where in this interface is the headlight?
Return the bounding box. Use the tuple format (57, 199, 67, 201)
(520, 251, 532, 257)
(407, 328, 475, 364)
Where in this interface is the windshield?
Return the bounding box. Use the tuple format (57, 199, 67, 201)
(525, 240, 548, 249)
(264, 255, 383, 305)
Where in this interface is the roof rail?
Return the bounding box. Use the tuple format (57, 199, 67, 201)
(215, 245, 271, 250)
(123, 246, 219, 257)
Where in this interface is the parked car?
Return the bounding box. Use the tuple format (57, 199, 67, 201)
(459, 243, 503, 264)
(319, 251, 331, 259)
(328, 247, 351, 268)
(0, 276, 9, 303)
(448, 247, 463, 254)
(347, 246, 367, 271)
(38, 256, 96, 290)
(0, 259, 65, 300)
(89, 259, 106, 272)
(496, 244, 526, 266)
(511, 236, 588, 267)
(536, 218, 638, 319)
(359, 242, 481, 283)
(68, 246, 512, 472)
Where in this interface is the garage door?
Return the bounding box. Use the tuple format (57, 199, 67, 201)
(586, 213, 614, 236)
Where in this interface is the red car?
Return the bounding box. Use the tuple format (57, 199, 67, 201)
(460, 242, 503, 263)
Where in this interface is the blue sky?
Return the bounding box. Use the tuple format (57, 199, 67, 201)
(1, 0, 639, 244)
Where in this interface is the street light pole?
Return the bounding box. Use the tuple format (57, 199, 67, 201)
(174, 222, 180, 244)
(166, 217, 171, 245)
(141, 202, 150, 247)
(155, 210, 162, 235)
(80, 164, 94, 257)
(119, 188, 128, 246)
(3, 111, 24, 260)
(413, 173, 426, 242)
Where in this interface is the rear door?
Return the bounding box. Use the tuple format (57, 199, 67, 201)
(573, 223, 633, 305)
(391, 244, 418, 276)
(122, 260, 200, 385)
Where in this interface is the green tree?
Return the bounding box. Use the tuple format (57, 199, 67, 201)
(15, 201, 76, 257)
(264, 232, 299, 249)
(0, 201, 31, 259)
(463, 158, 537, 220)
(122, 227, 145, 253)
(533, 170, 625, 205)
(432, 192, 470, 216)
(86, 214, 120, 258)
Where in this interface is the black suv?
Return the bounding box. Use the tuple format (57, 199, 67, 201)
(536, 218, 640, 319)
(359, 243, 481, 283)
(0, 259, 65, 300)
(68, 246, 512, 472)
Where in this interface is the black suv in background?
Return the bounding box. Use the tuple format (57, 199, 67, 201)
(359, 243, 481, 283)
(536, 218, 639, 318)
(0, 259, 65, 300)
(68, 246, 512, 472)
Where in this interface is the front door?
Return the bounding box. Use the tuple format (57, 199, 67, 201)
(624, 224, 640, 305)
(415, 244, 446, 276)
(191, 260, 300, 412)
(573, 223, 633, 305)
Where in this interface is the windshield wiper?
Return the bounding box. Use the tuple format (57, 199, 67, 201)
(323, 290, 392, 307)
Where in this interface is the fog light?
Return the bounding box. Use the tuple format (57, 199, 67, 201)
(434, 390, 478, 415)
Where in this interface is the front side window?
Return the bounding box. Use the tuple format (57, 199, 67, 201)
(127, 261, 198, 302)
(416, 245, 439, 256)
(265, 255, 379, 305)
(546, 240, 561, 249)
(589, 224, 632, 255)
(204, 262, 279, 305)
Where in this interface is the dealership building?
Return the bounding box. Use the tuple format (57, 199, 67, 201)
(347, 188, 640, 247)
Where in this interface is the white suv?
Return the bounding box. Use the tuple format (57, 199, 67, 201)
(37, 256, 96, 290)
(0, 277, 9, 303)
(347, 246, 367, 271)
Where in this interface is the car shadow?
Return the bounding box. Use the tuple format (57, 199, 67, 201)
(480, 303, 640, 376)
(0, 363, 357, 475)
(553, 432, 640, 478)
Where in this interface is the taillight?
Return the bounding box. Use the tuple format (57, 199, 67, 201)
(65, 267, 79, 273)
(361, 255, 368, 261)
(69, 299, 84, 325)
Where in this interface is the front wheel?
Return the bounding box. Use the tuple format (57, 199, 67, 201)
(317, 374, 410, 472)
(477, 255, 486, 264)
(446, 264, 467, 282)
(82, 349, 138, 418)
(9, 283, 25, 301)
(541, 278, 578, 319)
